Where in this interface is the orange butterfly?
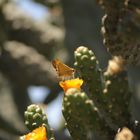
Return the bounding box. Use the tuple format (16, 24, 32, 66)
(52, 59, 75, 81)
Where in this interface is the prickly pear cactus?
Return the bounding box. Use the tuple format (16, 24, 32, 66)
(74, 46, 103, 103)
(24, 104, 54, 140)
(18, 1, 139, 140)
(73, 46, 135, 139)
(62, 88, 113, 140)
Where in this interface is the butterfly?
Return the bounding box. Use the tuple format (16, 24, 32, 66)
(52, 59, 75, 81)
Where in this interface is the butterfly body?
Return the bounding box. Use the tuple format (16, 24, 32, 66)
(52, 59, 75, 81)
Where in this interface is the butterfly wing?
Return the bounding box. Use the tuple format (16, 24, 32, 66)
(52, 59, 75, 80)
(52, 59, 59, 71)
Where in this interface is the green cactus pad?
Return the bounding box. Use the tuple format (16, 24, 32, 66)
(74, 46, 103, 101)
(74, 46, 132, 132)
(24, 104, 54, 140)
(62, 88, 113, 140)
(102, 71, 131, 128)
